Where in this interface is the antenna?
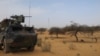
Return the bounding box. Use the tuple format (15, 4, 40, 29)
(29, 0, 31, 26)
(48, 18, 50, 29)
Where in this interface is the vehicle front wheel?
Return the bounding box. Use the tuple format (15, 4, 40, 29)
(3, 39, 10, 53)
(27, 46, 34, 51)
(0, 44, 3, 50)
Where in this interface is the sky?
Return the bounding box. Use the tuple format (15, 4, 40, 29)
(0, 0, 100, 28)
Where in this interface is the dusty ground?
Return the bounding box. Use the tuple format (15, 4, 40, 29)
(0, 31, 100, 56)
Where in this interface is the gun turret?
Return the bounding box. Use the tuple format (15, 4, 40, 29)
(11, 15, 25, 23)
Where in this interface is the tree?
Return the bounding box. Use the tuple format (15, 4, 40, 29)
(37, 28, 47, 34)
(63, 23, 79, 42)
(49, 27, 61, 38)
(63, 23, 96, 42)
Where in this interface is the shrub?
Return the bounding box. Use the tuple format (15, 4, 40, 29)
(69, 43, 76, 50)
(37, 38, 42, 47)
(41, 40, 51, 52)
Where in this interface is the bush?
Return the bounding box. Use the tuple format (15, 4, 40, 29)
(37, 38, 42, 47)
(41, 40, 51, 52)
(76, 53, 80, 56)
(62, 39, 67, 44)
(69, 43, 76, 50)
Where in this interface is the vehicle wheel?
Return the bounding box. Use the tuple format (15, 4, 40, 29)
(0, 44, 3, 50)
(3, 39, 10, 53)
(27, 46, 34, 51)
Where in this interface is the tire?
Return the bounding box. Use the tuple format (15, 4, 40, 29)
(0, 44, 3, 50)
(27, 46, 34, 51)
(3, 39, 10, 53)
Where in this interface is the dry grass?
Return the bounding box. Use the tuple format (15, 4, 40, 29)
(69, 43, 76, 50)
(37, 37, 51, 52)
(76, 53, 80, 56)
(41, 40, 51, 52)
(62, 39, 67, 44)
(37, 38, 42, 47)
(0, 31, 100, 56)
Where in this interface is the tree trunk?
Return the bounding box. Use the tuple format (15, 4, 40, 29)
(74, 29, 79, 42)
(75, 33, 78, 42)
(94, 38, 97, 43)
(56, 33, 58, 38)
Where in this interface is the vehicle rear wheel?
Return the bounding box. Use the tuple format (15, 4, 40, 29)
(3, 39, 10, 53)
(0, 44, 3, 50)
(27, 46, 34, 51)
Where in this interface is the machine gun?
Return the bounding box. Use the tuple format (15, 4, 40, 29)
(10, 15, 25, 23)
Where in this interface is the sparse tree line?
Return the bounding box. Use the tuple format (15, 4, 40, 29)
(37, 23, 100, 42)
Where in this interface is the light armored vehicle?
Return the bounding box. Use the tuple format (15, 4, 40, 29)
(0, 15, 37, 53)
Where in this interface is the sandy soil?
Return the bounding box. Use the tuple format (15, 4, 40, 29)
(0, 31, 100, 56)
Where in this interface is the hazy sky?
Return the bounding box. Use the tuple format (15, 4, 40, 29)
(0, 0, 100, 28)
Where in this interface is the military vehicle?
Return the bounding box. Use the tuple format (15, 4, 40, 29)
(0, 15, 37, 53)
